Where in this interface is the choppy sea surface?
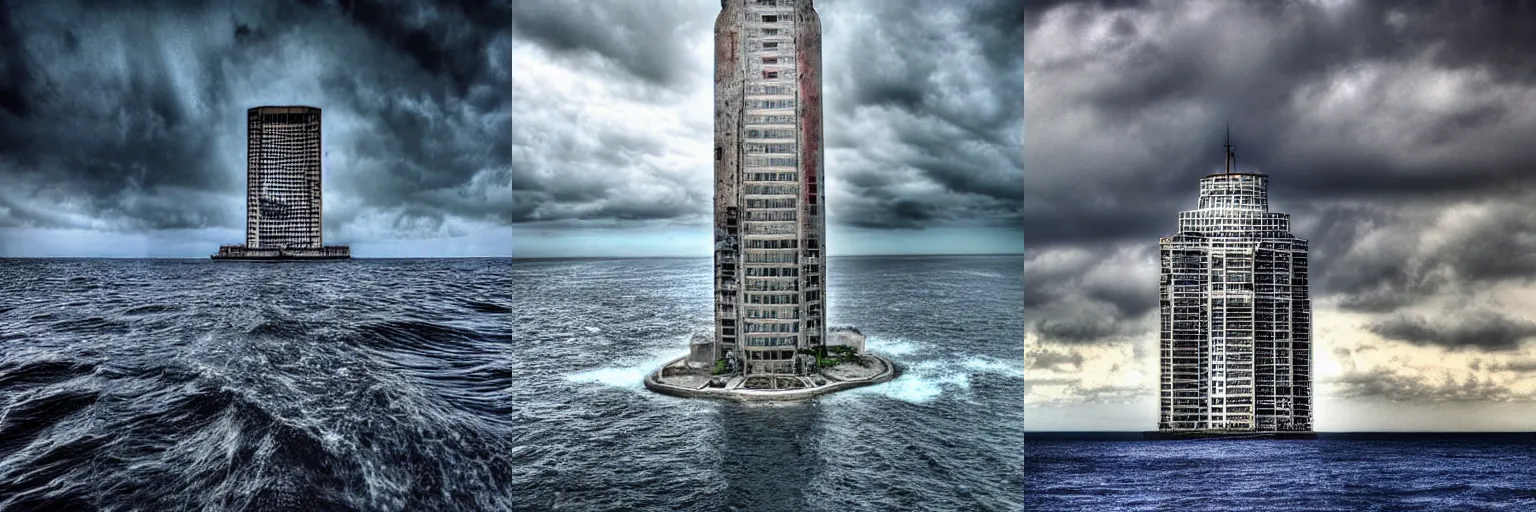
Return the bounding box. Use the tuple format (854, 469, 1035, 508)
(0, 259, 515, 510)
(510, 255, 1026, 511)
(1024, 432, 1536, 511)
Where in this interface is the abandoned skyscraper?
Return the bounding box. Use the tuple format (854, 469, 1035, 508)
(213, 106, 349, 260)
(712, 0, 825, 375)
(1157, 132, 1312, 434)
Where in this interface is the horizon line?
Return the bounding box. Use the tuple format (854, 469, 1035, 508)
(1023, 430, 1536, 434)
(0, 256, 513, 260)
(510, 252, 1024, 260)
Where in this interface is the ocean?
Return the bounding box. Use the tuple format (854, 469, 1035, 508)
(0, 259, 516, 510)
(509, 255, 1026, 511)
(1023, 432, 1536, 511)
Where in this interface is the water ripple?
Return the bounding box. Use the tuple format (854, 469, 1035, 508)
(0, 259, 516, 511)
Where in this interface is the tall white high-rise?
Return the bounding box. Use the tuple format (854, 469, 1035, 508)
(1158, 132, 1313, 433)
(712, 0, 826, 376)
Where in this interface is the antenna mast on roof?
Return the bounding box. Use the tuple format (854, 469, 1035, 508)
(1224, 123, 1235, 173)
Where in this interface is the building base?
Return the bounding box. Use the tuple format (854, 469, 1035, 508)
(1142, 430, 1318, 440)
(211, 245, 351, 261)
(644, 353, 898, 402)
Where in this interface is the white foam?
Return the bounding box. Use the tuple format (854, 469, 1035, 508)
(960, 356, 1024, 379)
(564, 350, 680, 390)
(866, 336, 922, 356)
(847, 356, 1019, 404)
(565, 366, 648, 389)
(583, 326, 601, 333)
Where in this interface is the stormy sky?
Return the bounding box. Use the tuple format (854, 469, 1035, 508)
(0, 0, 511, 258)
(1025, 0, 1536, 430)
(510, 0, 1024, 257)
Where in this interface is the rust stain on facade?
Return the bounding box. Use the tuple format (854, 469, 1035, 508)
(711, 0, 826, 376)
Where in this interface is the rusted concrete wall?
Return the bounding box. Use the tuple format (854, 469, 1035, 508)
(795, 0, 825, 351)
(713, 1, 745, 363)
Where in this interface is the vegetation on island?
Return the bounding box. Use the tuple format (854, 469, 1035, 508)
(800, 345, 865, 369)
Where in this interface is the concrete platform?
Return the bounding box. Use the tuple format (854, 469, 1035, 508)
(211, 245, 351, 260)
(1142, 430, 1318, 440)
(644, 353, 899, 402)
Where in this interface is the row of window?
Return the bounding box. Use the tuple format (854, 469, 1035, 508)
(744, 336, 798, 347)
(745, 142, 795, 154)
(744, 250, 797, 262)
(746, 198, 796, 209)
(746, 239, 798, 249)
(745, 292, 799, 304)
(746, 128, 796, 139)
(744, 322, 799, 333)
(745, 267, 799, 277)
(744, 222, 795, 235)
(745, 207, 797, 220)
(746, 157, 797, 168)
(746, 172, 798, 181)
(747, 99, 795, 110)
(746, 115, 796, 125)
(746, 280, 798, 291)
(745, 307, 801, 319)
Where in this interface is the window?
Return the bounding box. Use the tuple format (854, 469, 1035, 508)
(764, 28, 778, 36)
(763, 15, 777, 23)
(764, 42, 778, 49)
(763, 70, 778, 79)
(763, 57, 778, 64)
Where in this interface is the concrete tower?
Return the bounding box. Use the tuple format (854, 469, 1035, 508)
(247, 106, 323, 249)
(712, 0, 826, 376)
(213, 106, 348, 260)
(1158, 133, 1313, 433)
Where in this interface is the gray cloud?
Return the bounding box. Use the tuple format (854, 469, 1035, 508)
(0, 0, 510, 249)
(1026, 0, 1536, 249)
(510, 0, 1022, 234)
(1367, 310, 1536, 352)
(1328, 366, 1523, 403)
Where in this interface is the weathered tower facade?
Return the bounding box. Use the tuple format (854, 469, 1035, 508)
(246, 106, 324, 250)
(1158, 135, 1313, 433)
(713, 0, 826, 376)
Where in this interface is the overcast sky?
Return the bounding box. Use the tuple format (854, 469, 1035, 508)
(510, 0, 1024, 257)
(0, 0, 511, 258)
(1025, 0, 1536, 431)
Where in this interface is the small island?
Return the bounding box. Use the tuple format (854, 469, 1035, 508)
(644, 326, 898, 401)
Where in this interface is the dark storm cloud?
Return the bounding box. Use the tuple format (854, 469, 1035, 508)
(1026, 0, 1536, 248)
(1026, 0, 1536, 341)
(511, 0, 707, 88)
(1329, 366, 1521, 403)
(0, 0, 509, 239)
(510, 0, 1023, 231)
(1024, 244, 1157, 344)
(1367, 310, 1536, 352)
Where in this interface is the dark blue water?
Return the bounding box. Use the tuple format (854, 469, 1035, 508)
(509, 255, 1026, 511)
(0, 259, 516, 510)
(1024, 432, 1536, 511)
